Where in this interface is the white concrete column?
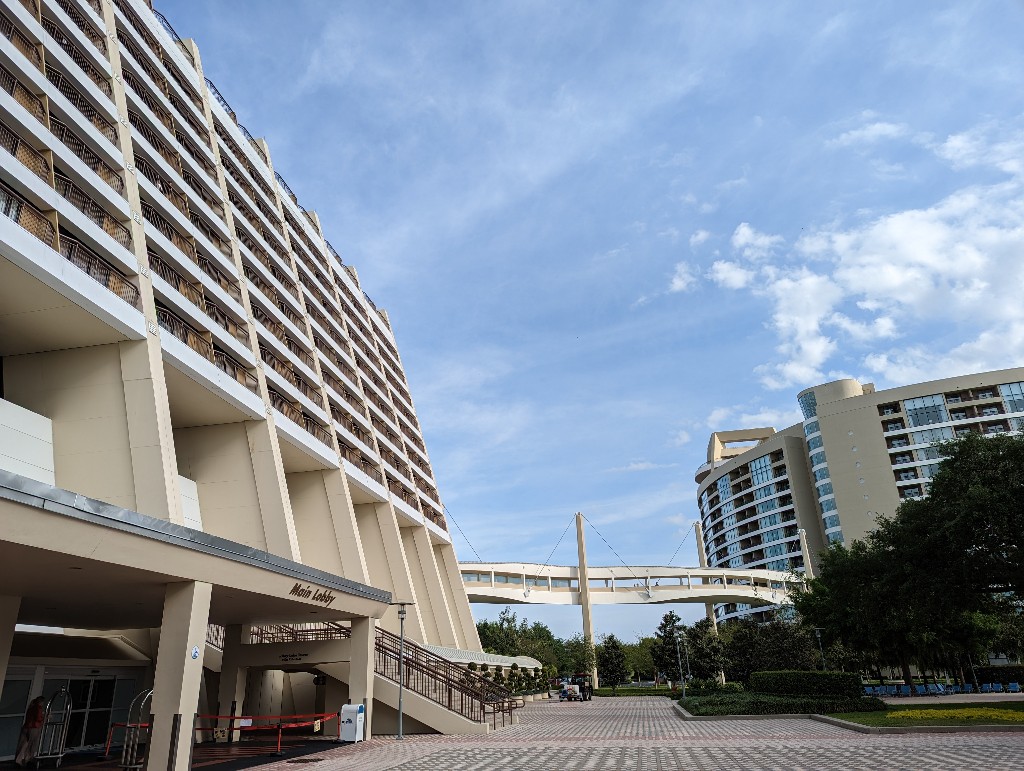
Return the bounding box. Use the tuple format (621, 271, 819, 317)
(347, 618, 375, 739)
(575, 513, 598, 687)
(0, 596, 21, 683)
(147, 582, 212, 771)
(216, 625, 250, 742)
(694, 521, 717, 628)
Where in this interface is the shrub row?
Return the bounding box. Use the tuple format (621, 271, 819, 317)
(592, 687, 675, 697)
(974, 665, 1024, 685)
(680, 692, 887, 716)
(749, 670, 862, 699)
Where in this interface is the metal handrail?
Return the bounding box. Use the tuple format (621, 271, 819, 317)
(338, 443, 383, 483)
(128, 108, 181, 171)
(302, 415, 332, 446)
(61, 233, 139, 307)
(148, 250, 202, 306)
(203, 77, 235, 122)
(196, 254, 241, 302)
(152, 9, 195, 68)
(134, 153, 188, 216)
(0, 116, 50, 181)
(41, 17, 110, 96)
(0, 62, 46, 124)
(375, 627, 520, 727)
(251, 622, 350, 643)
(45, 64, 117, 143)
(53, 171, 132, 249)
(268, 387, 302, 424)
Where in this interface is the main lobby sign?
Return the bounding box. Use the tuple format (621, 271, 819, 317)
(289, 583, 337, 606)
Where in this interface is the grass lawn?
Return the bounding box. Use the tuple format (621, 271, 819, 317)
(832, 700, 1024, 727)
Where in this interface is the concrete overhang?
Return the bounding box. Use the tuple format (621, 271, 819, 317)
(0, 470, 391, 630)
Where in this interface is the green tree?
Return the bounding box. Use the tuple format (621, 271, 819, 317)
(686, 618, 726, 681)
(721, 618, 819, 684)
(596, 634, 629, 692)
(651, 611, 684, 683)
(563, 633, 596, 675)
(624, 636, 656, 682)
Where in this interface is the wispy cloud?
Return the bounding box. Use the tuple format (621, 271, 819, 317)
(606, 460, 680, 473)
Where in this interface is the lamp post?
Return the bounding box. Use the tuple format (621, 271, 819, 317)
(674, 626, 692, 698)
(390, 600, 415, 740)
(814, 627, 827, 671)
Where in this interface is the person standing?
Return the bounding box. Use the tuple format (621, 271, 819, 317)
(15, 696, 46, 768)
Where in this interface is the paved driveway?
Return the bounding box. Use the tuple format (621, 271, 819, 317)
(257, 696, 1024, 770)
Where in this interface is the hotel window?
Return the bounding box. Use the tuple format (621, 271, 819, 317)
(806, 435, 824, 451)
(820, 497, 837, 513)
(798, 391, 818, 419)
(813, 467, 830, 482)
(999, 382, 1024, 414)
(816, 481, 833, 497)
(912, 426, 954, 444)
(823, 514, 840, 530)
(904, 394, 948, 427)
(804, 420, 820, 436)
(716, 475, 732, 502)
(809, 450, 827, 467)
(827, 531, 844, 544)
(749, 454, 773, 485)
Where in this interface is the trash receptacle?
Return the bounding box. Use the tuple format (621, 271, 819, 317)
(340, 704, 364, 743)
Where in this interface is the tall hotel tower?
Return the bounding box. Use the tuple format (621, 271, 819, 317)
(0, 0, 507, 761)
(696, 367, 1024, 624)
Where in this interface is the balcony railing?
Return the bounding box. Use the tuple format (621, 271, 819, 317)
(0, 179, 55, 246)
(274, 171, 297, 205)
(331, 404, 372, 446)
(45, 64, 117, 143)
(134, 153, 188, 216)
(53, 171, 132, 249)
(302, 415, 332, 447)
(157, 306, 214, 362)
(41, 17, 110, 97)
(251, 303, 287, 343)
(189, 210, 231, 257)
(196, 254, 241, 302)
(203, 77, 235, 123)
(61, 233, 139, 307)
(181, 167, 224, 220)
(1, 10, 42, 71)
(152, 9, 196, 70)
(54, 0, 106, 55)
(0, 117, 50, 181)
(338, 443, 383, 484)
(0, 62, 46, 124)
(268, 387, 302, 424)
(285, 337, 315, 369)
(128, 109, 181, 172)
(50, 118, 123, 193)
(403, 424, 426, 453)
(406, 448, 433, 479)
(141, 199, 194, 258)
(148, 249, 202, 304)
(260, 345, 323, 410)
(388, 477, 420, 510)
(122, 65, 175, 132)
(214, 349, 258, 395)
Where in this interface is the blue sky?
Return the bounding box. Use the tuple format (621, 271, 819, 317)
(160, 0, 1024, 640)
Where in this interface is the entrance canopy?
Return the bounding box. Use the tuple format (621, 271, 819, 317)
(0, 470, 391, 630)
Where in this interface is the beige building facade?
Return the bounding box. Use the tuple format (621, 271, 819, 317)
(0, 0, 501, 763)
(696, 367, 1024, 623)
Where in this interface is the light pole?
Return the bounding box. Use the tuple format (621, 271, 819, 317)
(674, 626, 692, 698)
(814, 627, 827, 671)
(390, 600, 415, 740)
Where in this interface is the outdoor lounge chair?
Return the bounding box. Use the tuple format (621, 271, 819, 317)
(1008, 682, 1021, 694)
(981, 683, 992, 693)
(899, 685, 911, 697)
(992, 683, 1004, 693)
(961, 683, 974, 694)
(915, 685, 928, 696)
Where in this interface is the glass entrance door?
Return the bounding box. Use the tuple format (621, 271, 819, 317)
(41, 676, 136, 750)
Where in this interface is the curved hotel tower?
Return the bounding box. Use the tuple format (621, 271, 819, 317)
(696, 367, 1024, 623)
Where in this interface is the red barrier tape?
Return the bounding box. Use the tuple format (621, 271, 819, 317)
(194, 711, 342, 753)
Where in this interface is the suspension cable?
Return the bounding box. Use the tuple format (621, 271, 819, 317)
(539, 514, 576, 576)
(665, 521, 696, 567)
(441, 503, 482, 562)
(581, 513, 644, 584)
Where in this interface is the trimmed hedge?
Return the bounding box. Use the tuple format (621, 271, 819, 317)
(975, 665, 1024, 685)
(749, 670, 861, 699)
(593, 687, 675, 697)
(680, 693, 887, 716)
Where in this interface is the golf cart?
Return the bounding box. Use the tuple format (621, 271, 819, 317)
(559, 673, 593, 701)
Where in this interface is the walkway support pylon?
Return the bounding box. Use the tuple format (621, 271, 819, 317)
(575, 512, 599, 688)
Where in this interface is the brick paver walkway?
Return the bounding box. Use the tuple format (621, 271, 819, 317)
(251, 696, 1024, 770)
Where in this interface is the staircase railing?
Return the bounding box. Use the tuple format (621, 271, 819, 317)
(374, 627, 522, 728)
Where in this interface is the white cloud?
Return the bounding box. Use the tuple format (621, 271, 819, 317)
(707, 260, 756, 289)
(731, 222, 784, 260)
(671, 429, 691, 446)
(689, 229, 711, 249)
(606, 460, 680, 473)
(706, 404, 803, 431)
(934, 124, 1024, 176)
(668, 262, 698, 292)
(827, 121, 909, 148)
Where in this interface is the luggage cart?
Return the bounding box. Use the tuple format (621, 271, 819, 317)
(33, 688, 73, 768)
(120, 690, 153, 771)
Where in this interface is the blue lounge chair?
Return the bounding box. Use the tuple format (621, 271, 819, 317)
(886, 685, 898, 697)
(961, 683, 974, 694)
(1008, 682, 1021, 694)
(900, 685, 911, 697)
(981, 683, 992, 694)
(993, 683, 1004, 693)
(946, 684, 960, 695)
(915, 685, 927, 696)
(864, 686, 874, 696)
